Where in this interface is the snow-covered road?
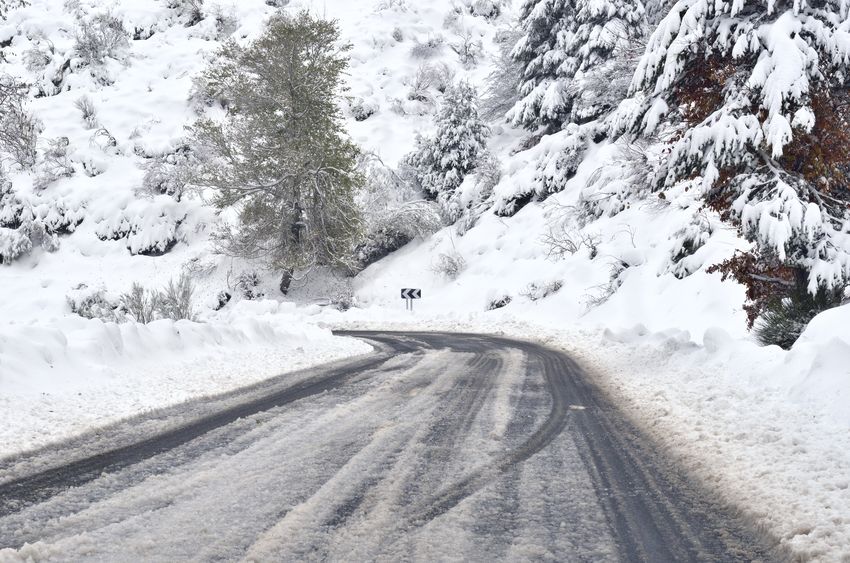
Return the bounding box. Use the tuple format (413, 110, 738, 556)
(0, 332, 772, 561)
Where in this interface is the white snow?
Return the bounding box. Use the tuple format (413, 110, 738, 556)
(0, 0, 847, 560)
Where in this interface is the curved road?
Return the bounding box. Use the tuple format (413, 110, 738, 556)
(0, 332, 773, 561)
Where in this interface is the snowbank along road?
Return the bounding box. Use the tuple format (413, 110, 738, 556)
(0, 331, 776, 561)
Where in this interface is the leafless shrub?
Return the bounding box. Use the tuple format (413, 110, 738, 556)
(158, 273, 197, 321)
(120, 274, 197, 323)
(0, 76, 41, 169)
(432, 249, 466, 279)
(407, 62, 454, 103)
(583, 261, 627, 309)
(74, 95, 98, 128)
(120, 283, 159, 323)
(542, 227, 601, 260)
(75, 12, 129, 65)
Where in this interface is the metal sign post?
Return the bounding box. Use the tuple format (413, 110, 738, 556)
(401, 288, 422, 311)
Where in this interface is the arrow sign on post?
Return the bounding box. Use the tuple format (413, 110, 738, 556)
(401, 288, 421, 311)
(400, 288, 421, 299)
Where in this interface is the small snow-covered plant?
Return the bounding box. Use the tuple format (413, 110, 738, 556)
(140, 145, 195, 201)
(75, 12, 128, 65)
(520, 280, 563, 301)
(157, 273, 197, 321)
(0, 75, 41, 169)
(74, 95, 98, 129)
(487, 295, 512, 310)
(66, 285, 117, 321)
(34, 137, 74, 190)
(410, 34, 444, 59)
(451, 28, 483, 68)
(167, 0, 204, 26)
(235, 270, 263, 300)
(375, 0, 406, 12)
(349, 97, 378, 121)
(23, 43, 52, 72)
(391, 27, 404, 42)
(431, 249, 466, 279)
(120, 283, 159, 323)
(407, 63, 454, 103)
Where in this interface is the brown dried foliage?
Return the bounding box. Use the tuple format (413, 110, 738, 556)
(672, 54, 739, 126)
(707, 251, 799, 327)
(780, 89, 850, 204)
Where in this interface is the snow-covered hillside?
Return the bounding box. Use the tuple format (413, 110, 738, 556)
(1, 0, 849, 559)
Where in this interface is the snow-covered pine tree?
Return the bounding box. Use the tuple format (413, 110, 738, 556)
(627, 0, 850, 328)
(507, 0, 646, 131)
(405, 81, 489, 220)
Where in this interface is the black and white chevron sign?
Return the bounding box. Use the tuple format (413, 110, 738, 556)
(400, 288, 421, 299)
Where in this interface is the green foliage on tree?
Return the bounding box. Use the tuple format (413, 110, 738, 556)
(190, 11, 363, 293)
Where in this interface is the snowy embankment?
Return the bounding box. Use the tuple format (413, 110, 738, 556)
(0, 301, 371, 458)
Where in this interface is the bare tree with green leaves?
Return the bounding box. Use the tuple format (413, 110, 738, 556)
(190, 11, 363, 294)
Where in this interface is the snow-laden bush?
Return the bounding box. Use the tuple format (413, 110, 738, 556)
(0, 182, 82, 263)
(75, 12, 129, 65)
(95, 202, 185, 256)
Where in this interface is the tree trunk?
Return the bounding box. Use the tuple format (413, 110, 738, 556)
(279, 269, 293, 295)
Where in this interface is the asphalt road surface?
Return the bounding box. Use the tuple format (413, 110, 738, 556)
(0, 331, 775, 562)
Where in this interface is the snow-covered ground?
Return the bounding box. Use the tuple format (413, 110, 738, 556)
(0, 301, 371, 457)
(1, 0, 848, 560)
